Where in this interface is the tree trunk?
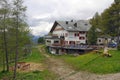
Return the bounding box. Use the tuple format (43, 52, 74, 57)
(13, 15, 19, 79)
(0, 28, 6, 71)
(117, 28, 120, 49)
(1, 42, 5, 72)
(3, 14, 9, 72)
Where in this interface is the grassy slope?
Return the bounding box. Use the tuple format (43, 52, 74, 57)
(56, 50, 120, 74)
(22, 47, 45, 63)
(0, 47, 57, 80)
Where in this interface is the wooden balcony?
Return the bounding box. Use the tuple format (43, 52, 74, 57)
(44, 35, 59, 39)
(52, 43, 61, 46)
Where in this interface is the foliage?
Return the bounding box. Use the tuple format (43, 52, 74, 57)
(38, 37, 45, 44)
(0, 0, 11, 72)
(117, 44, 120, 50)
(90, 12, 101, 28)
(87, 26, 98, 45)
(101, 2, 120, 36)
(0, 1, 31, 78)
(90, 0, 120, 46)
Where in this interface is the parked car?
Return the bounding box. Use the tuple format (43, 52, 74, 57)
(108, 42, 117, 48)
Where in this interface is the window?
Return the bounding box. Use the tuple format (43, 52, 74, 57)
(79, 37, 81, 40)
(74, 33, 76, 36)
(85, 24, 88, 26)
(99, 39, 101, 42)
(69, 41, 75, 44)
(54, 41, 59, 43)
(47, 40, 51, 43)
(79, 37, 85, 40)
(79, 31, 85, 34)
(83, 37, 85, 39)
(75, 33, 79, 37)
(79, 31, 83, 34)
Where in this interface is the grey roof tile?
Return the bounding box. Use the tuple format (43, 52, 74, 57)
(57, 20, 92, 31)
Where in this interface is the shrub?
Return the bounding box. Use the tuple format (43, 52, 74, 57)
(32, 70, 41, 74)
(117, 44, 120, 50)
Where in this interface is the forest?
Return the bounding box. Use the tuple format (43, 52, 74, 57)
(0, 0, 31, 79)
(88, 0, 120, 47)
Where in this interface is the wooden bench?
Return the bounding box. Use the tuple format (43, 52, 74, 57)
(21, 64, 30, 70)
(17, 62, 26, 69)
(9, 66, 14, 71)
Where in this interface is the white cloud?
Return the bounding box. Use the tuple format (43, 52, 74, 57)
(24, 0, 114, 36)
(30, 21, 53, 36)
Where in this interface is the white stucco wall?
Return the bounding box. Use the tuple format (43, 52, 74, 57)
(97, 38, 104, 44)
(65, 32, 86, 44)
(45, 39, 54, 46)
(97, 38, 111, 45)
(45, 38, 60, 46)
(52, 25, 68, 38)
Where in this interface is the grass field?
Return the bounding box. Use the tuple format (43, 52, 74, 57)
(0, 70, 56, 80)
(22, 47, 45, 63)
(0, 47, 57, 80)
(54, 50, 120, 74)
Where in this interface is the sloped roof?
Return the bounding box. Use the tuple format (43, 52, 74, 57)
(50, 20, 92, 33)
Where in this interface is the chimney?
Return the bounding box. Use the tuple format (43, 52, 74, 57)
(71, 20, 73, 22)
(74, 23, 77, 27)
(66, 21, 68, 24)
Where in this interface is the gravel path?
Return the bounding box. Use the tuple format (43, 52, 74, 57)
(38, 46, 120, 80)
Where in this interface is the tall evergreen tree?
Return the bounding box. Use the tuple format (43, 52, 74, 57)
(11, 0, 27, 79)
(88, 26, 98, 45)
(38, 37, 45, 44)
(90, 12, 101, 28)
(0, 0, 31, 78)
(0, 0, 10, 72)
(101, 1, 120, 37)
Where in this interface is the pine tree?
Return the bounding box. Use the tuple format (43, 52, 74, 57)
(90, 12, 101, 28)
(101, 1, 120, 37)
(11, 0, 29, 79)
(88, 26, 98, 45)
(0, 0, 31, 77)
(0, 0, 10, 72)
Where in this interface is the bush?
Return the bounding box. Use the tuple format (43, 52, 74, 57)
(32, 70, 41, 74)
(117, 44, 120, 50)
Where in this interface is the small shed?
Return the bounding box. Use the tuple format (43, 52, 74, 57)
(97, 35, 111, 45)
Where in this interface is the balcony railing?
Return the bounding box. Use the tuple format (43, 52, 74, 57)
(44, 35, 59, 39)
(49, 44, 104, 50)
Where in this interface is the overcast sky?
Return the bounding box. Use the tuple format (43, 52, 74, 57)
(24, 0, 114, 36)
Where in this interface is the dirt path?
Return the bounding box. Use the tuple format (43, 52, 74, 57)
(38, 46, 120, 80)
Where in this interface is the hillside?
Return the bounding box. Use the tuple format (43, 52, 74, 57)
(55, 50, 120, 74)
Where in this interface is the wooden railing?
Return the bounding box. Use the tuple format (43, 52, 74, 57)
(50, 44, 104, 50)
